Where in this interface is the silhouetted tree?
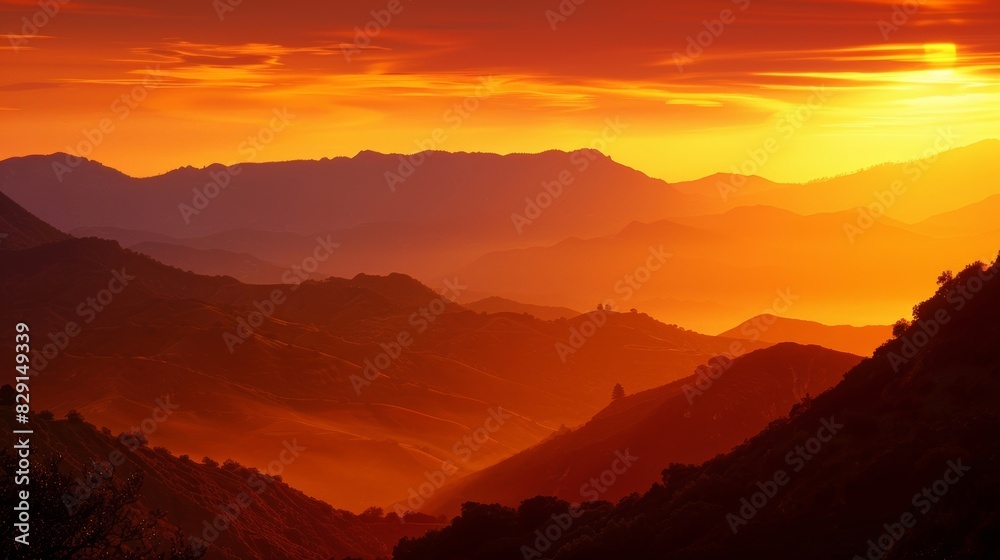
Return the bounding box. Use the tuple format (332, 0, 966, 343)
(612, 383, 626, 400)
(359, 506, 384, 522)
(0, 453, 204, 560)
(789, 393, 814, 417)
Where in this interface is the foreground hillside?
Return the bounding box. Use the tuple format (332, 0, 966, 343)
(424, 343, 862, 514)
(0, 413, 427, 560)
(394, 254, 1000, 559)
(718, 315, 891, 356)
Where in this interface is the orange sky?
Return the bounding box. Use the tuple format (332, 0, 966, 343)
(2, 0, 1000, 182)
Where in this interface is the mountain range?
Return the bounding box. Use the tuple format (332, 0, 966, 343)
(2, 145, 998, 560)
(0, 193, 772, 513)
(393, 255, 1000, 560)
(4, 143, 999, 333)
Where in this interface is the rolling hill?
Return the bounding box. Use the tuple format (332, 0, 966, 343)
(910, 193, 1000, 238)
(718, 315, 891, 356)
(393, 254, 1000, 560)
(449, 205, 999, 333)
(422, 343, 862, 514)
(0, 412, 429, 560)
(726, 138, 1000, 222)
(461, 297, 580, 320)
(0, 195, 767, 512)
(129, 241, 291, 284)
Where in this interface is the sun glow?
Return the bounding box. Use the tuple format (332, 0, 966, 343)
(924, 43, 957, 66)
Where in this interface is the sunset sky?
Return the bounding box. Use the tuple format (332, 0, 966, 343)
(2, 0, 1000, 182)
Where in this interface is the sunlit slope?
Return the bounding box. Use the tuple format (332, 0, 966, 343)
(423, 343, 861, 515)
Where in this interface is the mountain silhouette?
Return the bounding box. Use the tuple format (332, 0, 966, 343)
(421, 343, 862, 515)
(911, 193, 1000, 238)
(393, 254, 1000, 559)
(462, 297, 581, 320)
(0, 412, 430, 560)
(129, 241, 291, 284)
(0, 195, 769, 512)
(725, 139, 1000, 222)
(0, 149, 703, 239)
(7, 144, 998, 333)
(451, 204, 998, 333)
(718, 315, 891, 356)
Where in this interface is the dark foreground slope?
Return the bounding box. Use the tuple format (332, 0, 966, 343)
(394, 254, 1000, 560)
(0, 413, 429, 560)
(424, 343, 862, 514)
